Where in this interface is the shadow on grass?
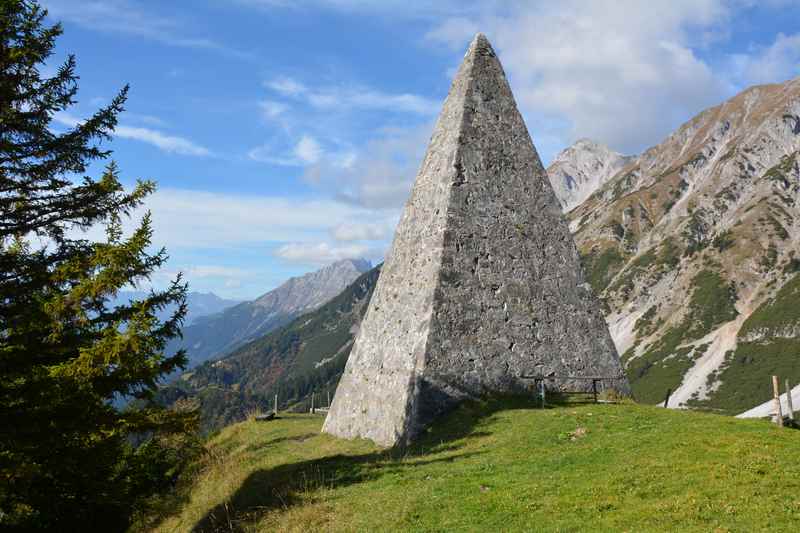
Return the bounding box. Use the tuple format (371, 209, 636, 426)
(192, 395, 543, 532)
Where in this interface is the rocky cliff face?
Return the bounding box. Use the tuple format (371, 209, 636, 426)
(252, 258, 372, 315)
(563, 77, 800, 413)
(172, 258, 371, 368)
(548, 139, 633, 212)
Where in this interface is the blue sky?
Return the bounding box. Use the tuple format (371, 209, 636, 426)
(40, 0, 800, 299)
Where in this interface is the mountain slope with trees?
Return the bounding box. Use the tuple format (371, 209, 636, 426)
(170, 258, 371, 369)
(160, 266, 381, 431)
(558, 76, 800, 412)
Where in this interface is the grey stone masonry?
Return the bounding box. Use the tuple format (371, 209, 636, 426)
(323, 33, 629, 447)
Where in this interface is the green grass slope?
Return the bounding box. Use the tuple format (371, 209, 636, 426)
(138, 400, 800, 532)
(690, 272, 800, 414)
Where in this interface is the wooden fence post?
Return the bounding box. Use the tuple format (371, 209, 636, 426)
(773, 375, 784, 427)
(785, 379, 795, 423)
(274, 394, 278, 416)
(592, 379, 599, 403)
(327, 390, 331, 408)
(311, 392, 315, 414)
(664, 388, 671, 408)
(538, 379, 546, 408)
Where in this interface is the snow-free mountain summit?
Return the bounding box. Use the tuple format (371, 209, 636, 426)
(323, 34, 628, 447)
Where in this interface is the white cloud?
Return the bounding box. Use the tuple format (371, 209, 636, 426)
(266, 77, 308, 97)
(301, 123, 431, 209)
(274, 242, 377, 265)
(258, 100, 289, 119)
(139, 189, 380, 248)
(423, 16, 479, 49)
(331, 221, 390, 241)
(248, 134, 357, 168)
(426, 0, 731, 156)
(294, 135, 323, 164)
(114, 126, 211, 156)
(235, 0, 492, 20)
(184, 265, 252, 278)
(730, 32, 800, 85)
(264, 76, 439, 115)
(41, 0, 249, 57)
(125, 113, 169, 127)
(53, 112, 211, 156)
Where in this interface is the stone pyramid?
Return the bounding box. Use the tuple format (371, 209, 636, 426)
(323, 33, 629, 447)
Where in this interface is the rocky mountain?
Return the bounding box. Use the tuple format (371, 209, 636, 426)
(564, 76, 800, 413)
(171, 258, 371, 369)
(160, 266, 381, 431)
(111, 290, 241, 325)
(548, 138, 633, 212)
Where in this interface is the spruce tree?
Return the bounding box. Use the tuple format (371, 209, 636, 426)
(0, 1, 197, 529)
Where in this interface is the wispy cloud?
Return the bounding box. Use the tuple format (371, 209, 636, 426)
(729, 32, 800, 86)
(426, 0, 732, 156)
(184, 265, 254, 279)
(258, 100, 289, 120)
(115, 126, 211, 156)
(54, 112, 211, 156)
(331, 221, 391, 241)
(264, 76, 439, 115)
(299, 122, 431, 209)
(274, 242, 378, 265)
(142, 188, 385, 248)
(41, 0, 250, 58)
(248, 134, 355, 168)
(234, 0, 492, 20)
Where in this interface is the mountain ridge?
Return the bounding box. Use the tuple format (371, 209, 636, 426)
(568, 75, 800, 411)
(170, 258, 372, 369)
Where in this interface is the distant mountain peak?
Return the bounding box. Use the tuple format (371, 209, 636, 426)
(171, 258, 372, 369)
(254, 258, 371, 308)
(547, 139, 634, 212)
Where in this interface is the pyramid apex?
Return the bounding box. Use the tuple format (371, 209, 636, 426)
(466, 32, 494, 57)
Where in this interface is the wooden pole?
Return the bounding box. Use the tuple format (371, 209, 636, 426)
(773, 375, 784, 427)
(311, 392, 315, 414)
(592, 379, 599, 403)
(274, 394, 278, 416)
(785, 379, 795, 422)
(540, 380, 546, 407)
(327, 390, 330, 407)
(664, 388, 671, 408)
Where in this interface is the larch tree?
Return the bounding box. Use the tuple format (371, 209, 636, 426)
(0, 1, 197, 529)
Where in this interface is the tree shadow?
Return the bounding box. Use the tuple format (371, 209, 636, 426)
(192, 395, 540, 532)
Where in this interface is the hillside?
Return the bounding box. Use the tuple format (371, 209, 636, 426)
(138, 400, 800, 532)
(169, 259, 371, 369)
(160, 266, 381, 431)
(562, 77, 800, 411)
